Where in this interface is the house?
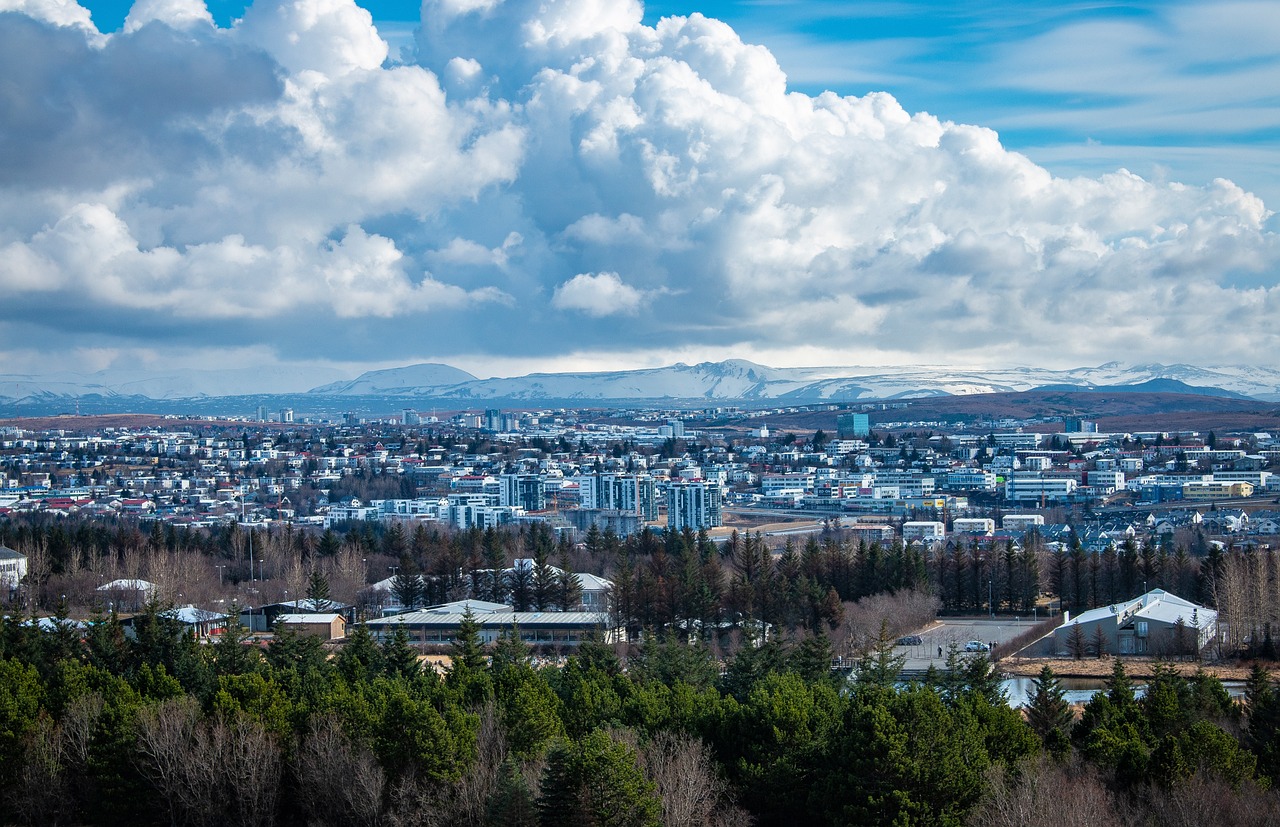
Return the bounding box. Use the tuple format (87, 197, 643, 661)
(122, 605, 228, 642)
(1054, 589, 1216, 657)
(0, 544, 27, 591)
(274, 613, 346, 641)
(240, 599, 355, 633)
(96, 578, 158, 611)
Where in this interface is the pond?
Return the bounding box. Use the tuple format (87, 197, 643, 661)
(1000, 676, 1245, 708)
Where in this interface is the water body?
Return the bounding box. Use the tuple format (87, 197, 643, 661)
(1001, 676, 1245, 708)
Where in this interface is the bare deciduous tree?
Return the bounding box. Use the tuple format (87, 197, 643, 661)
(640, 731, 749, 827)
(294, 712, 386, 827)
(136, 697, 282, 827)
(968, 756, 1123, 827)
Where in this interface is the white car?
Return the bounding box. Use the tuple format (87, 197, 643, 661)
(964, 640, 990, 652)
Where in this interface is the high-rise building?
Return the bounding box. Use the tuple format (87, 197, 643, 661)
(837, 413, 870, 438)
(279, 408, 294, 424)
(402, 409, 420, 426)
(484, 409, 503, 432)
(500, 474, 547, 512)
(579, 473, 658, 521)
(666, 480, 723, 532)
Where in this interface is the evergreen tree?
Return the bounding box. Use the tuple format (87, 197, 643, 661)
(1025, 665, 1073, 754)
(855, 620, 905, 690)
(305, 568, 331, 612)
(537, 731, 662, 827)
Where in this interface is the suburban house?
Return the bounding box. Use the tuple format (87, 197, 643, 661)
(1054, 589, 1217, 656)
(273, 612, 347, 641)
(122, 604, 228, 642)
(240, 598, 355, 633)
(96, 579, 158, 611)
(0, 544, 26, 592)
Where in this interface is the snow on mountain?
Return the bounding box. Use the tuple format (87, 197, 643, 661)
(5, 360, 1280, 404)
(305, 361, 1280, 402)
(309, 363, 478, 396)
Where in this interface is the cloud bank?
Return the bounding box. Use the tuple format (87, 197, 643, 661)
(0, 0, 1276, 384)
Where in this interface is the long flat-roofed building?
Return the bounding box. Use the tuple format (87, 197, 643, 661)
(364, 600, 621, 647)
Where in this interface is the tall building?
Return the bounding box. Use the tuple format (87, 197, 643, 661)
(579, 473, 658, 521)
(500, 474, 547, 512)
(484, 409, 503, 432)
(837, 413, 871, 438)
(666, 480, 723, 532)
(402, 409, 420, 426)
(279, 408, 294, 424)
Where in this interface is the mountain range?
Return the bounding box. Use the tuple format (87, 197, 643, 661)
(3, 360, 1280, 409)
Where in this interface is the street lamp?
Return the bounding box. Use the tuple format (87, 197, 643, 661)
(988, 578, 993, 618)
(215, 564, 227, 586)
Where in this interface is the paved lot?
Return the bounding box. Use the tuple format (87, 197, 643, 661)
(896, 617, 1047, 671)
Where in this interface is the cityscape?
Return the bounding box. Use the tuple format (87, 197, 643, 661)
(2, 0, 1279, 824)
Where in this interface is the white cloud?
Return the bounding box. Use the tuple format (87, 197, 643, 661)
(552, 272, 646, 316)
(124, 0, 213, 33)
(0, 0, 1276, 383)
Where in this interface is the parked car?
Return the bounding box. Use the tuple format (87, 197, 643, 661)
(964, 640, 990, 652)
(897, 635, 923, 646)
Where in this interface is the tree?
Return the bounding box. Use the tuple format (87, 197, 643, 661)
(855, 620, 904, 690)
(306, 568, 331, 612)
(1089, 625, 1108, 659)
(1067, 623, 1087, 660)
(1025, 665, 1073, 754)
(537, 730, 661, 827)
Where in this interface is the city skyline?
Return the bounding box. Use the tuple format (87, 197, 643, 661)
(1, 0, 1277, 391)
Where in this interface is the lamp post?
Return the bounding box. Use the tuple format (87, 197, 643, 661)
(216, 564, 227, 586)
(988, 578, 993, 618)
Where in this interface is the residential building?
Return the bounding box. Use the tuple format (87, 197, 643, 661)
(666, 480, 723, 531)
(1054, 589, 1216, 656)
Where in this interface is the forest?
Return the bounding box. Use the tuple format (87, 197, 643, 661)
(3, 604, 1280, 826)
(3, 516, 1280, 825)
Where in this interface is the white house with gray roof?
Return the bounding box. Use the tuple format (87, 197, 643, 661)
(1054, 589, 1216, 657)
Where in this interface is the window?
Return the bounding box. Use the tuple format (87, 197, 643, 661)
(1136, 621, 1148, 638)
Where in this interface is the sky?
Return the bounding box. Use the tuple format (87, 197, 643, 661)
(0, 0, 1277, 392)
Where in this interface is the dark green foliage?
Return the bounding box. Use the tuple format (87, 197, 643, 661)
(628, 632, 719, 690)
(537, 730, 661, 827)
(1025, 665, 1073, 754)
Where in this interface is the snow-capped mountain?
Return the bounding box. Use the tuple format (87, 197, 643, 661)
(309, 363, 478, 396)
(3, 360, 1280, 406)
(304, 360, 1280, 402)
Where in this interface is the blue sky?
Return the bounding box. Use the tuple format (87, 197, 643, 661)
(1, 0, 1277, 388)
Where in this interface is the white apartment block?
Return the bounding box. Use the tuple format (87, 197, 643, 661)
(578, 473, 658, 521)
(952, 518, 995, 535)
(1004, 475, 1078, 503)
(902, 521, 946, 542)
(666, 480, 723, 532)
(1002, 514, 1046, 532)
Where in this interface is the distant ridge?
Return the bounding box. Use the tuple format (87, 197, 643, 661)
(301, 360, 1280, 403)
(3, 360, 1280, 407)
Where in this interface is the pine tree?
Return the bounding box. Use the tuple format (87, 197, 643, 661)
(1025, 665, 1073, 754)
(306, 568, 331, 612)
(1067, 623, 1086, 660)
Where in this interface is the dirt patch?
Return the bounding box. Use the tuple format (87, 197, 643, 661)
(999, 655, 1272, 681)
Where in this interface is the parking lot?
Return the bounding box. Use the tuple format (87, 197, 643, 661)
(895, 617, 1047, 672)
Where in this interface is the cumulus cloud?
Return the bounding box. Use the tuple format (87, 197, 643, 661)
(553, 272, 646, 316)
(0, 0, 1276, 381)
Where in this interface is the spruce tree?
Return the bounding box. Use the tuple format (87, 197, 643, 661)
(1025, 665, 1073, 754)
